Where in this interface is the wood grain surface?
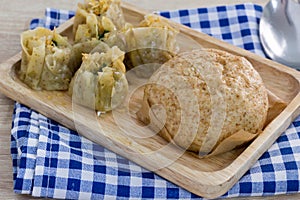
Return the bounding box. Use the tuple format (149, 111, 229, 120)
(1, 0, 300, 199)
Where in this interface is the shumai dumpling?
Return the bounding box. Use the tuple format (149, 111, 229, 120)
(102, 22, 133, 52)
(73, 0, 125, 43)
(20, 27, 72, 90)
(124, 14, 179, 77)
(69, 40, 110, 73)
(69, 46, 128, 112)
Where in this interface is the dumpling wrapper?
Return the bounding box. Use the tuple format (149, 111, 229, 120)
(20, 27, 73, 90)
(69, 46, 128, 112)
(124, 14, 179, 77)
(73, 0, 125, 43)
(69, 40, 110, 73)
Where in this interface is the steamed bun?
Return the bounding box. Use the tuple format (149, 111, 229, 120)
(138, 49, 269, 155)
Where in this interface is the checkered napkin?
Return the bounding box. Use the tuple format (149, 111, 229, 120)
(11, 4, 300, 199)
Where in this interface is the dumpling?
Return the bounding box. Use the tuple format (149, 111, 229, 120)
(102, 22, 133, 52)
(69, 40, 110, 73)
(69, 46, 128, 112)
(19, 27, 73, 90)
(124, 14, 179, 77)
(73, 0, 125, 43)
(71, 0, 126, 70)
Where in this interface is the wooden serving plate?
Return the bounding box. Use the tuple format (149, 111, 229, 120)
(1, 2, 300, 199)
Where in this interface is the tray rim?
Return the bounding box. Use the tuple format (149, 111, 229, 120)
(1, 2, 300, 198)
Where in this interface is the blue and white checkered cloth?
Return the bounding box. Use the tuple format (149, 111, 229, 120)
(11, 4, 300, 199)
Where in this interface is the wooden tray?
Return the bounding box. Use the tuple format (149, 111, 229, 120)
(1, 2, 300, 199)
